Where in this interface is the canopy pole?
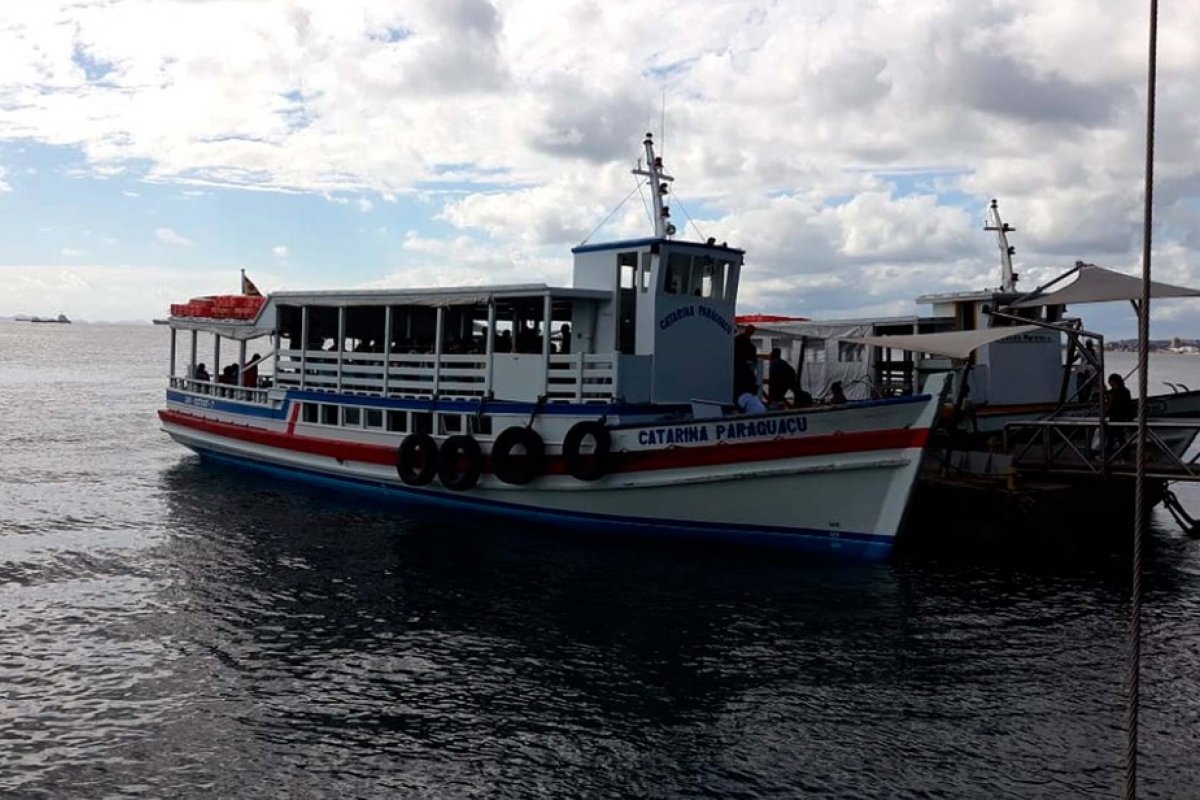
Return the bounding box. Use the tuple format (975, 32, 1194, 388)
(1126, 1, 1158, 797)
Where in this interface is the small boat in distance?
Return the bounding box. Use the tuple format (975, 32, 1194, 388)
(158, 133, 948, 559)
(27, 314, 71, 324)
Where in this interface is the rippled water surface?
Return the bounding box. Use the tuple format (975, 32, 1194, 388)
(2, 321, 1198, 798)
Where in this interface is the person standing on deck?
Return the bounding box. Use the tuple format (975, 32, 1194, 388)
(733, 324, 758, 400)
(767, 347, 796, 405)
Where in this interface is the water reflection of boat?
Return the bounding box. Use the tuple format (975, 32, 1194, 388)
(157, 134, 947, 560)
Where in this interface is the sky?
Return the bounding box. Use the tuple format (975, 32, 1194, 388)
(1, 0, 1198, 337)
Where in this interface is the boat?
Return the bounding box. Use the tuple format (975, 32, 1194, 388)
(28, 314, 71, 324)
(748, 202, 1200, 538)
(752, 200, 1200, 434)
(158, 134, 948, 559)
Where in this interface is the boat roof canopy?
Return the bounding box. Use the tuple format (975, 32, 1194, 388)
(268, 284, 611, 308)
(842, 324, 1046, 360)
(1010, 264, 1200, 308)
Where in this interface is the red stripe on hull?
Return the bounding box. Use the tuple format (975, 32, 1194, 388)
(159, 409, 929, 474)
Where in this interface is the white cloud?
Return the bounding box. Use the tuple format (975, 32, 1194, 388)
(0, 0, 1196, 334)
(0, 164, 9, 192)
(155, 227, 191, 246)
(60, 247, 83, 257)
(272, 245, 288, 258)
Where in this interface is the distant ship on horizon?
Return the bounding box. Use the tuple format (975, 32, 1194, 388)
(24, 313, 71, 324)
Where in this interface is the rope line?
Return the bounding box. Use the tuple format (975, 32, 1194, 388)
(671, 194, 706, 242)
(1126, 1, 1158, 797)
(579, 179, 648, 246)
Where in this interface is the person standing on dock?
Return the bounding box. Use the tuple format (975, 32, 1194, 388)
(1104, 373, 1136, 458)
(1106, 374, 1135, 423)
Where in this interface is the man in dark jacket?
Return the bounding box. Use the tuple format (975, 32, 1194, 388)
(767, 347, 796, 405)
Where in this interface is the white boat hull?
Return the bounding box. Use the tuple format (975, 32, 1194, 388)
(160, 382, 946, 559)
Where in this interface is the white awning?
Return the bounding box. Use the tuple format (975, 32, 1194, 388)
(842, 324, 1046, 360)
(1010, 264, 1200, 307)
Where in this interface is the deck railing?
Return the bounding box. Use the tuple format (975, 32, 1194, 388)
(273, 348, 620, 402)
(1004, 418, 1200, 479)
(169, 376, 272, 404)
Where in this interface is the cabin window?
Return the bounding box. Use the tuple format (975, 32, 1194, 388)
(468, 415, 493, 436)
(343, 407, 362, 427)
(618, 252, 637, 290)
(386, 410, 408, 433)
(320, 404, 339, 425)
(302, 403, 318, 423)
(440, 414, 463, 434)
(413, 412, 433, 434)
(837, 342, 865, 363)
(640, 253, 653, 293)
(365, 409, 383, 429)
(803, 341, 827, 363)
(665, 252, 689, 294)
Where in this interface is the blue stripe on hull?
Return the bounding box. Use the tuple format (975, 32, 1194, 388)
(185, 445, 894, 561)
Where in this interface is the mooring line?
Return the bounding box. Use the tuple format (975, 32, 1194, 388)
(1126, 1, 1158, 798)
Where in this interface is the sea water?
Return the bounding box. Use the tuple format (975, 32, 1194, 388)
(1, 320, 1198, 798)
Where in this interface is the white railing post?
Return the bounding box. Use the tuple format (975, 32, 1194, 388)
(485, 300, 495, 396)
(542, 293, 552, 396)
(238, 339, 247, 400)
(272, 322, 280, 387)
(169, 327, 176, 379)
(433, 306, 444, 397)
(189, 329, 197, 379)
(575, 352, 584, 402)
(300, 306, 309, 391)
(383, 306, 392, 397)
(336, 306, 345, 393)
(213, 333, 220, 391)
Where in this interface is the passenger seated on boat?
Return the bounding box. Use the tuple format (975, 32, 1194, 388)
(826, 381, 848, 405)
(558, 323, 571, 354)
(794, 389, 814, 408)
(219, 363, 238, 385)
(495, 330, 513, 353)
(767, 347, 796, 405)
(193, 363, 211, 382)
(737, 391, 767, 414)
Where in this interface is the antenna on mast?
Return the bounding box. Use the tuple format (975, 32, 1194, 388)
(631, 132, 676, 238)
(985, 199, 1018, 292)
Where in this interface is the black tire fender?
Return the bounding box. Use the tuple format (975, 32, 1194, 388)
(561, 420, 611, 481)
(491, 426, 546, 485)
(438, 435, 483, 491)
(396, 432, 438, 486)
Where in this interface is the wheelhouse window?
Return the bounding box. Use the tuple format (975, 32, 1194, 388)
(320, 404, 339, 425)
(386, 410, 408, 433)
(343, 407, 362, 427)
(837, 342, 865, 363)
(365, 409, 383, 429)
(618, 252, 637, 290)
(664, 252, 729, 300)
(302, 403, 318, 423)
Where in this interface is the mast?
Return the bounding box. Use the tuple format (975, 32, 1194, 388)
(984, 199, 1018, 292)
(632, 132, 676, 238)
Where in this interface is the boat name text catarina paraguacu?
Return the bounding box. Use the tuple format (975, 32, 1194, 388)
(637, 416, 808, 446)
(658, 304, 733, 334)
